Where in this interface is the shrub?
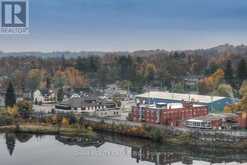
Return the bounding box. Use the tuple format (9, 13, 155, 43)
(16, 100, 33, 119)
(6, 106, 18, 117)
(0, 115, 14, 126)
(150, 128, 162, 142)
(62, 117, 69, 127)
(68, 114, 77, 125)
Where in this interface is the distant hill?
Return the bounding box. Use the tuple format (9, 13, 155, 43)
(0, 44, 247, 58)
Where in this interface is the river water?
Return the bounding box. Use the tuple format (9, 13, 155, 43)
(0, 133, 246, 165)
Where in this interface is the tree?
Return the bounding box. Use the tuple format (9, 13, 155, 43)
(26, 69, 42, 93)
(65, 67, 88, 89)
(68, 113, 77, 125)
(237, 59, 247, 85)
(240, 80, 247, 97)
(199, 68, 224, 94)
(57, 88, 64, 102)
(16, 100, 33, 118)
(5, 82, 16, 107)
(204, 62, 220, 76)
(171, 82, 185, 93)
(224, 60, 234, 86)
(97, 64, 109, 90)
(144, 63, 157, 84)
(216, 84, 234, 97)
(62, 117, 69, 127)
(53, 70, 66, 89)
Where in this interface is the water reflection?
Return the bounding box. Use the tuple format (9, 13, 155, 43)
(4, 133, 33, 156)
(2, 133, 247, 164)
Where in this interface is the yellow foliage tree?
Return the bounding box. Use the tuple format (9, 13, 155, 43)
(62, 117, 69, 127)
(224, 104, 240, 113)
(6, 106, 18, 117)
(199, 68, 224, 94)
(240, 80, 247, 97)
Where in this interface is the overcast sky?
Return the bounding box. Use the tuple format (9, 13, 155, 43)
(1, 0, 247, 52)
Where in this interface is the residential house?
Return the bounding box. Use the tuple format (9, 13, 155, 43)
(33, 89, 56, 105)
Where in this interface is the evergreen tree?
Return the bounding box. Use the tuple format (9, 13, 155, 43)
(57, 88, 64, 102)
(5, 82, 16, 107)
(237, 59, 247, 85)
(224, 60, 234, 86)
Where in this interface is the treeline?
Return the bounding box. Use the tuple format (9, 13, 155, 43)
(0, 51, 246, 95)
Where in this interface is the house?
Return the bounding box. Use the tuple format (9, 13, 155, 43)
(135, 91, 238, 112)
(131, 102, 208, 126)
(54, 96, 121, 117)
(33, 89, 56, 104)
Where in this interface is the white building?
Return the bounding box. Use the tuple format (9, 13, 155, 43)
(33, 89, 56, 105)
(54, 96, 121, 117)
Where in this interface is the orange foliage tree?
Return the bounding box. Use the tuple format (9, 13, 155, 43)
(199, 68, 225, 94)
(65, 67, 88, 89)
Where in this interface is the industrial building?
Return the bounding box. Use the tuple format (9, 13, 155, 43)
(135, 91, 238, 112)
(131, 102, 208, 126)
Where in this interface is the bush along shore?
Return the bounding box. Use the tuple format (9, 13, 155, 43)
(0, 111, 95, 137)
(1, 112, 247, 149)
(0, 124, 95, 137)
(82, 117, 247, 149)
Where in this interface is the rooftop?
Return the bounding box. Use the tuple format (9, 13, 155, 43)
(136, 91, 227, 104)
(138, 102, 205, 110)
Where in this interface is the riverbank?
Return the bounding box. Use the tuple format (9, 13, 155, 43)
(1, 122, 247, 149)
(1, 115, 247, 149)
(82, 116, 247, 149)
(0, 124, 95, 137)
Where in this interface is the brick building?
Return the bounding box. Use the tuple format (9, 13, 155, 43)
(131, 102, 208, 126)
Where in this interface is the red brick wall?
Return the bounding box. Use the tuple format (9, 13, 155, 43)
(160, 106, 208, 126)
(132, 106, 140, 121)
(131, 105, 208, 126)
(144, 109, 159, 124)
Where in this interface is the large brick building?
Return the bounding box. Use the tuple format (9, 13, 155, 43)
(131, 102, 208, 126)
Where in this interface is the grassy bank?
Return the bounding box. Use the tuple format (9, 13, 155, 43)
(0, 124, 95, 137)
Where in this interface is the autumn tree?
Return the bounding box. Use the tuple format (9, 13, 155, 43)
(12, 70, 26, 94)
(53, 70, 66, 89)
(65, 67, 88, 89)
(144, 63, 157, 84)
(16, 100, 33, 118)
(26, 69, 43, 93)
(240, 80, 247, 97)
(216, 84, 234, 97)
(199, 68, 224, 94)
(226, 81, 247, 113)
